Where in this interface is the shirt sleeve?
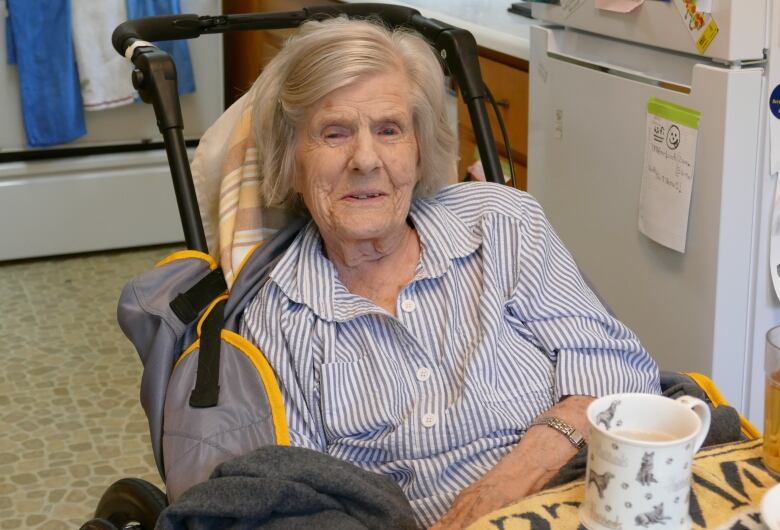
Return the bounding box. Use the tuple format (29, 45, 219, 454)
(239, 283, 328, 451)
(505, 194, 661, 400)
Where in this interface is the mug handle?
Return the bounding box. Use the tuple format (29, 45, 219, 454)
(674, 395, 711, 452)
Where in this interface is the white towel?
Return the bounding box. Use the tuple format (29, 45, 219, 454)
(71, 0, 135, 111)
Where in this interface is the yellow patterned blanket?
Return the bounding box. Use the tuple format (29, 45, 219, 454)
(190, 90, 294, 287)
(467, 439, 777, 530)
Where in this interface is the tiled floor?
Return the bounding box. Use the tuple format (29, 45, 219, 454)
(0, 245, 179, 529)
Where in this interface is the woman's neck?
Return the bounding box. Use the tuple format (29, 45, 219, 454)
(323, 224, 421, 315)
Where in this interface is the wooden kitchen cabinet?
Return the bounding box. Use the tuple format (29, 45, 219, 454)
(222, 0, 338, 106)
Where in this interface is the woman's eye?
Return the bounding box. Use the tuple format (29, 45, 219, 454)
(378, 124, 401, 136)
(322, 126, 349, 140)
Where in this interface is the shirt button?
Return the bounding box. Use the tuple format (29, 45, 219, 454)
(416, 367, 431, 382)
(400, 299, 416, 313)
(422, 413, 438, 428)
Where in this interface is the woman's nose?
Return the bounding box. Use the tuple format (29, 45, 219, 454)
(348, 129, 381, 174)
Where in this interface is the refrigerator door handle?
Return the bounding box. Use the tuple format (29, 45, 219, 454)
(546, 50, 692, 94)
(537, 27, 719, 93)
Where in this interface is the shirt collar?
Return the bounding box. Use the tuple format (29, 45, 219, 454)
(269, 195, 482, 322)
(409, 195, 482, 279)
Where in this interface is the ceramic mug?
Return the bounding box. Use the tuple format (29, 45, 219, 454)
(580, 393, 711, 530)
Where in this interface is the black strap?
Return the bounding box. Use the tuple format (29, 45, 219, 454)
(170, 268, 227, 324)
(189, 298, 226, 408)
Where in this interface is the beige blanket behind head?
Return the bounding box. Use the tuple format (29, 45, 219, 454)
(191, 92, 294, 287)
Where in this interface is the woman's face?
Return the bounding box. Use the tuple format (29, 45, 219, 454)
(294, 70, 419, 246)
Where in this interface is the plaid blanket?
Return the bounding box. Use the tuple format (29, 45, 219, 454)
(467, 439, 776, 530)
(191, 92, 293, 287)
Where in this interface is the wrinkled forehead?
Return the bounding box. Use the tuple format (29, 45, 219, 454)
(302, 70, 414, 126)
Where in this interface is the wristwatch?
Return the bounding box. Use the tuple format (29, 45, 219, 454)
(528, 416, 587, 450)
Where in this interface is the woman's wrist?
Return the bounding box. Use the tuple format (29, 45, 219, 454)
(548, 395, 595, 439)
(528, 416, 586, 449)
(519, 423, 579, 468)
(503, 395, 595, 476)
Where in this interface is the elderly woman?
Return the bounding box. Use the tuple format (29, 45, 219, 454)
(239, 17, 660, 529)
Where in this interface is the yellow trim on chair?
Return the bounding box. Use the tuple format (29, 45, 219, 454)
(155, 250, 218, 271)
(222, 330, 291, 446)
(685, 371, 761, 440)
(195, 294, 230, 337)
(175, 339, 201, 370)
(170, 331, 291, 446)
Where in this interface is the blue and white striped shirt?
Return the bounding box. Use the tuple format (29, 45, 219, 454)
(240, 182, 660, 527)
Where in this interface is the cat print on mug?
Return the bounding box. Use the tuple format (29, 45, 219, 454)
(634, 503, 670, 527)
(636, 452, 658, 486)
(596, 400, 621, 430)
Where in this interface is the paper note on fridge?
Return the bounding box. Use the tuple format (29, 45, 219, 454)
(638, 98, 701, 253)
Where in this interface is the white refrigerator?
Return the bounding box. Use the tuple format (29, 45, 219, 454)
(527, 0, 774, 423)
(0, 0, 223, 261)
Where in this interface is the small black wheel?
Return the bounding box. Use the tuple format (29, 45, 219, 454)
(79, 518, 119, 530)
(93, 478, 168, 530)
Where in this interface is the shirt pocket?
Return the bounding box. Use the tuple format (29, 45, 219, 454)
(319, 356, 408, 445)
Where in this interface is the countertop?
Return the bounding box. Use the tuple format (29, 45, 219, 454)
(339, 0, 535, 60)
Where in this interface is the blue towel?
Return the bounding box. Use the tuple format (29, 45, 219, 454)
(6, 0, 86, 147)
(5, 16, 16, 64)
(125, 0, 196, 95)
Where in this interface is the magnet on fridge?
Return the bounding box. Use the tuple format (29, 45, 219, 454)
(770, 85, 780, 120)
(671, 0, 718, 54)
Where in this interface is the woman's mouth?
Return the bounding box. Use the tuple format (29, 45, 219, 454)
(344, 192, 385, 201)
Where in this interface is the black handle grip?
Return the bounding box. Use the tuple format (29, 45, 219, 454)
(112, 14, 201, 55)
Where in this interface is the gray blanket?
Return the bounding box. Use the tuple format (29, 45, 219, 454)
(155, 445, 418, 530)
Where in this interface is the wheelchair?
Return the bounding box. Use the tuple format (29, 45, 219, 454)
(79, 4, 761, 529)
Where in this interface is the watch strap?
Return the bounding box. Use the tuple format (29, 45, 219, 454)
(528, 415, 587, 449)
